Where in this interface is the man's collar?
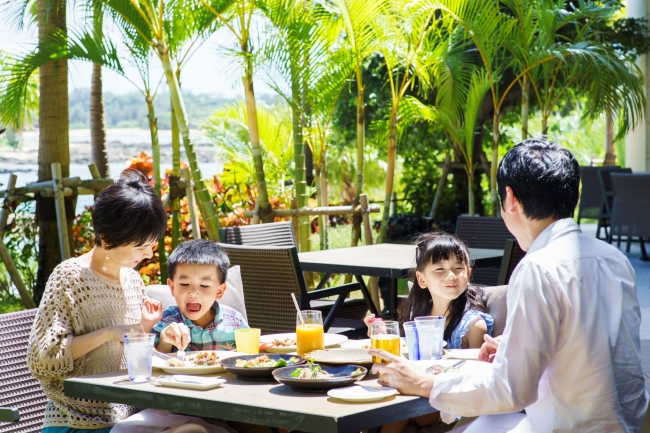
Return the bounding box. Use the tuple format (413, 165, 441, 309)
(526, 218, 581, 255)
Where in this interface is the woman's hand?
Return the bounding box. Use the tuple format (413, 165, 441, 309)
(106, 324, 145, 343)
(160, 323, 191, 351)
(369, 349, 434, 398)
(141, 299, 163, 332)
(478, 334, 501, 363)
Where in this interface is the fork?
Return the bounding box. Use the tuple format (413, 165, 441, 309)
(176, 349, 185, 362)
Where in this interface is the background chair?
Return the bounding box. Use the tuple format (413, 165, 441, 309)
(218, 222, 296, 247)
(456, 216, 514, 286)
(577, 166, 624, 228)
(0, 309, 47, 433)
(597, 167, 633, 241)
(609, 173, 650, 261)
(218, 243, 373, 337)
(497, 239, 526, 286)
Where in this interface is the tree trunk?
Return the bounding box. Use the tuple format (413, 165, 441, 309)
(171, 101, 181, 249)
(146, 94, 167, 282)
(35, 0, 71, 305)
(90, 10, 109, 178)
(521, 76, 529, 141)
(604, 112, 617, 166)
(467, 170, 475, 216)
(378, 106, 397, 243)
(241, 42, 273, 223)
(351, 69, 365, 247)
(490, 111, 500, 216)
(290, 59, 310, 252)
(159, 43, 221, 240)
(541, 114, 548, 136)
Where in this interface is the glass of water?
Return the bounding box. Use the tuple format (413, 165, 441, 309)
(402, 321, 420, 360)
(122, 333, 156, 383)
(414, 316, 445, 360)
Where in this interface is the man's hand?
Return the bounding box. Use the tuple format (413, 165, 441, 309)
(368, 349, 434, 398)
(478, 334, 502, 363)
(160, 323, 191, 351)
(141, 299, 163, 332)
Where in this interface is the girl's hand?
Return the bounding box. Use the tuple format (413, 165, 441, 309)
(106, 324, 144, 343)
(363, 314, 375, 337)
(141, 299, 163, 332)
(160, 323, 191, 351)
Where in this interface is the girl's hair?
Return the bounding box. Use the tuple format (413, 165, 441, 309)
(398, 231, 487, 342)
(92, 169, 167, 249)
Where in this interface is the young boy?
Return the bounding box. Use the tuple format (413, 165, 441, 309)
(153, 239, 249, 352)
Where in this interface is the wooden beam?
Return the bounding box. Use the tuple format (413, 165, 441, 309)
(0, 239, 36, 309)
(51, 163, 71, 260)
(244, 205, 380, 218)
(181, 168, 201, 240)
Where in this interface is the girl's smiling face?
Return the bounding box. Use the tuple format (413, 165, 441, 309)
(415, 254, 471, 302)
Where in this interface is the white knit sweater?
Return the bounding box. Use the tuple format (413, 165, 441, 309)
(28, 258, 145, 429)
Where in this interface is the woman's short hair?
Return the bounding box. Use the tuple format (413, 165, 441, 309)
(497, 138, 580, 220)
(92, 169, 167, 249)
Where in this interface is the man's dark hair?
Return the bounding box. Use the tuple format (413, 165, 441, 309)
(497, 138, 580, 220)
(93, 169, 167, 249)
(167, 240, 230, 283)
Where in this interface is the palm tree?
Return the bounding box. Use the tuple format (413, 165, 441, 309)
(374, 0, 436, 243)
(198, 0, 275, 223)
(316, 0, 385, 245)
(89, 2, 110, 178)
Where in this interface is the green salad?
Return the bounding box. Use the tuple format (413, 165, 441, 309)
(235, 354, 299, 368)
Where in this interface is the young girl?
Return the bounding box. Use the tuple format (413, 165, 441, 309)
(366, 231, 493, 433)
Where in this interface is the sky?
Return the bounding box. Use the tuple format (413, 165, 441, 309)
(0, 6, 275, 98)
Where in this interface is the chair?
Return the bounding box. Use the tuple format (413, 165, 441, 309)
(483, 285, 507, 337)
(0, 309, 48, 433)
(147, 265, 248, 321)
(456, 216, 514, 286)
(578, 166, 623, 228)
(609, 173, 650, 261)
(497, 239, 526, 286)
(218, 222, 296, 247)
(596, 167, 632, 240)
(217, 243, 373, 337)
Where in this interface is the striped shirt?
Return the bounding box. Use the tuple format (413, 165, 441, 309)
(152, 301, 249, 351)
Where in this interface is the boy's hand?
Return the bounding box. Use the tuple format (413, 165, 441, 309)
(160, 323, 191, 351)
(141, 299, 162, 332)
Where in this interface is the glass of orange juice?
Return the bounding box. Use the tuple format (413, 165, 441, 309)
(296, 310, 325, 356)
(370, 320, 400, 364)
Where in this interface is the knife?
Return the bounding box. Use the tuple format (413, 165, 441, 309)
(153, 350, 174, 361)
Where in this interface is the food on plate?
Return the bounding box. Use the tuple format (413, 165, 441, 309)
(425, 364, 460, 375)
(164, 351, 220, 368)
(291, 364, 333, 379)
(235, 354, 300, 368)
(269, 338, 296, 347)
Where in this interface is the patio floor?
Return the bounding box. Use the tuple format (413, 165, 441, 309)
(580, 223, 650, 393)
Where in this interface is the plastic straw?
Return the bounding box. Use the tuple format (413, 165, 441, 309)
(291, 293, 305, 326)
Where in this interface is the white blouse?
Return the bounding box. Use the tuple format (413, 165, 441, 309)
(429, 218, 647, 432)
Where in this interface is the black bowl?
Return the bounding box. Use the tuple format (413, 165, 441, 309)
(220, 354, 304, 381)
(272, 364, 367, 392)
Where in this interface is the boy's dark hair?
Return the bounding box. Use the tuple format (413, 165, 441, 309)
(167, 240, 230, 283)
(93, 169, 167, 249)
(497, 138, 580, 220)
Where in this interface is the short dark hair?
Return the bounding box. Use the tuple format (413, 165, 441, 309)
(93, 169, 167, 249)
(167, 240, 230, 283)
(497, 138, 580, 220)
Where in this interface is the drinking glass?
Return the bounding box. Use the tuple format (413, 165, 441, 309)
(370, 320, 400, 364)
(234, 328, 261, 354)
(414, 316, 445, 360)
(402, 321, 420, 361)
(296, 310, 325, 356)
(122, 333, 156, 383)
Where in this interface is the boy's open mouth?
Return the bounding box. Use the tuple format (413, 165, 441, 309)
(186, 303, 202, 313)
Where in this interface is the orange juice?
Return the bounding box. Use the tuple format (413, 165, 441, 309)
(371, 334, 400, 364)
(296, 324, 325, 355)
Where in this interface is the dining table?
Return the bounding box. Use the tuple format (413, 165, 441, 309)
(63, 369, 437, 433)
(298, 243, 504, 318)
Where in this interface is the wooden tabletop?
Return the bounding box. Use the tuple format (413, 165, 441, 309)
(64, 370, 436, 433)
(298, 244, 504, 278)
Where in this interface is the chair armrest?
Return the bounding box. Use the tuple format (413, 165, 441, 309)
(302, 282, 361, 301)
(0, 407, 19, 423)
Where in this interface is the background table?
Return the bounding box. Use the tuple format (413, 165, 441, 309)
(299, 244, 503, 317)
(64, 370, 437, 433)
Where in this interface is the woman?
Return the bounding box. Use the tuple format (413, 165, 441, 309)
(28, 170, 167, 432)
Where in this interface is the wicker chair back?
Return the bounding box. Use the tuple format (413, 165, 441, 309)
(219, 222, 296, 247)
(0, 309, 47, 433)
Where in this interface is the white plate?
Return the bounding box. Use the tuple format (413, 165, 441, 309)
(260, 333, 348, 354)
(328, 385, 398, 402)
(153, 351, 240, 375)
(444, 349, 480, 360)
(307, 348, 372, 365)
(157, 375, 225, 391)
(339, 338, 446, 358)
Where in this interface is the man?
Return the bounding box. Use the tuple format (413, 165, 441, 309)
(371, 139, 647, 432)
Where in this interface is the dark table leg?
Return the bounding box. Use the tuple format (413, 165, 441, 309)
(354, 275, 380, 316)
(387, 278, 398, 319)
